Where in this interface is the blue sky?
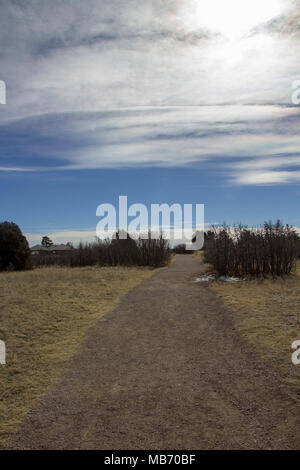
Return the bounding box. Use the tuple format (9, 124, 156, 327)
(0, 0, 300, 245)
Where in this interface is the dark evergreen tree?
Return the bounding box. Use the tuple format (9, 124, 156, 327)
(41, 236, 53, 248)
(0, 222, 32, 270)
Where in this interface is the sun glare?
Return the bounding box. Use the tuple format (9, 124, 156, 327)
(193, 0, 285, 38)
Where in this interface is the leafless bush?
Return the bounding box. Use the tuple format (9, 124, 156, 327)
(33, 232, 171, 268)
(204, 221, 299, 277)
(173, 244, 187, 254)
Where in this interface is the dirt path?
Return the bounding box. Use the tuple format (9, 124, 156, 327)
(6, 256, 299, 449)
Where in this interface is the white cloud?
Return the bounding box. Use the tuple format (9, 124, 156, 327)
(232, 170, 300, 185)
(1, 105, 300, 172)
(25, 229, 97, 247)
(0, 0, 300, 185)
(231, 152, 300, 184)
(0, 0, 298, 122)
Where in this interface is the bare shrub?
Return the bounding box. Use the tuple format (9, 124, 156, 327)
(33, 232, 171, 268)
(173, 244, 186, 254)
(204, 221, 299, 277)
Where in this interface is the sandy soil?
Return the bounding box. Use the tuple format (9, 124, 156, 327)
(5, 256, 300, 449)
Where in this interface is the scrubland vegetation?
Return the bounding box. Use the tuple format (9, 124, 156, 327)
(0, 223, 170, 444)
(211, 262, 300, 397)
(204, 221, 300, 278)
(200, 221, 300, 397)
(1, 219, 299, 444)
(0, 265, 154, 444)
(0, 221, 171, 272)
(33, 233, 171, 268)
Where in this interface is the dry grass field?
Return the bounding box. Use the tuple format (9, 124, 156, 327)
(0, 266, 154, 445)
(211, 264, 300, 399)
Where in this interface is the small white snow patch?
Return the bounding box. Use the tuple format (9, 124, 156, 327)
(194, 275, 245, 283)
(219, 276, 245, 282)
(194, 275, 216, 282)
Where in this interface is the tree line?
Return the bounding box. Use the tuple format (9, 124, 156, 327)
(33, 232, 171, 268)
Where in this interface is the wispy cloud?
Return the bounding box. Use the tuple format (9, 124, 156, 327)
(231, 152, 300, 184)
(256, 0, 300, 37)
(0, 106, 299, 174)
(232, 170, 300, 185)
(0, 0, 299, 185)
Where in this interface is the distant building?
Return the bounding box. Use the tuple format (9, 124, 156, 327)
(30, 244, 75, 255)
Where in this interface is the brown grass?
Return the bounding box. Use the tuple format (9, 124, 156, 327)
(193, 250, 205, 261)
(211, 263, 300, 397)
(0, 266, 154, 445)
